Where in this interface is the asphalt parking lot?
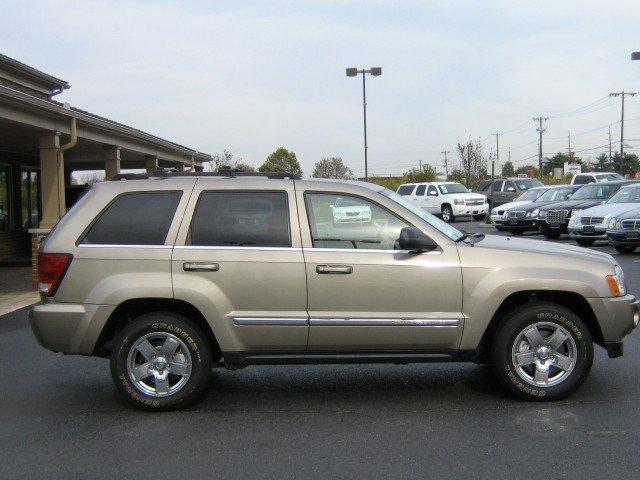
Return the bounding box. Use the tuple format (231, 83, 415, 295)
(2, 220, 640, 479)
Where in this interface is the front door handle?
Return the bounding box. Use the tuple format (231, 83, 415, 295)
(316, 265, 353, 274)
(183, 262, 220, 272)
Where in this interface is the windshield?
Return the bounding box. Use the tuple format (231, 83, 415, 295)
(597, 173, 624, 182)
(514, 179, 543, 190)
(516, 188, 546, 202)
(438, 183, 469, 194)
(606, 186, 640, 204)
(571, 183, 618, 200)
(381, 189, 463, 241)
(537, 187, 576, 202)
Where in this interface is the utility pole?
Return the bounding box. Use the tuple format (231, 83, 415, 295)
(609, 91, 638, 173)
(492, 133, 500, 180)
(608, 126, 613, 160)
(533, 117, 548, 171)
(441, 150, 450, 178)
(419, 159, 422, 171)
(567, 131, 573, 160)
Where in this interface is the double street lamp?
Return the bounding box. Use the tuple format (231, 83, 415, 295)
(346, 67, 382, 180)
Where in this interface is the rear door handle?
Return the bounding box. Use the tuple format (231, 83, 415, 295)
(316, 265, 353, 274)
(183, 262, 220, 272)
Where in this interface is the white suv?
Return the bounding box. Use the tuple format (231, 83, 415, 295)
(571, 172, 624, 185)
(397, 181, 488, 223)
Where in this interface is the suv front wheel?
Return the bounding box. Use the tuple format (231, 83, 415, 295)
(491, 302, 593, 401)
(110, 312, 213, 410)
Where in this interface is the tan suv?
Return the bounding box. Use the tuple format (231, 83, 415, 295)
(30, 171, 639, 410)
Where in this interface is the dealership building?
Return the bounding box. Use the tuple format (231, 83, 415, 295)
(0, 53, 210, 267)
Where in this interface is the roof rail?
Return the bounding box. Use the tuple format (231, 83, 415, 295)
(110, 168, 301, 181)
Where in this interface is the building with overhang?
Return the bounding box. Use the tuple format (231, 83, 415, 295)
(0, 53, 210, 266)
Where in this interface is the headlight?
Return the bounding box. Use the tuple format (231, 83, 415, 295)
(606, 264, 626, 297)
(525, 212, 531, 217)
(616, 221, 622, 229)
(608, 217, 617, 229)
(569, 215, 580, 226)
(454, 199, 465, 205)
(531, 209, 539, 218)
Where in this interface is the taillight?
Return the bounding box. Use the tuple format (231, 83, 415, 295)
(38, 253, 73, 297)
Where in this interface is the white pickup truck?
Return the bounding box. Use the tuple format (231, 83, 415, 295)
(397, 181, 488, 223)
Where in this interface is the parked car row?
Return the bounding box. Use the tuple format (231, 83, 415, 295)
(490, 180, 640, 253)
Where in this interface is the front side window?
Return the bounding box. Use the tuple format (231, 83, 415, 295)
(189, 191, 290, 247)
(81, 191, 182, 245)
(491, 181, 504, 193)
(504, 181, 516, 192)
(305, 193, 411, 250)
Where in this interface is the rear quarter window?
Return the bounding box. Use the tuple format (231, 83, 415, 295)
(80, 191, 182, 245)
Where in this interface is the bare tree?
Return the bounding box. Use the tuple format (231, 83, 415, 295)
(457, 138, 486, 186)
(74, 171, 105, 185)
(210, 149, 235, 173)
(312, 157, 353, 179)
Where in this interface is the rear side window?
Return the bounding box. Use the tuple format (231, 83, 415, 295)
(80, 191, 181, 245)
(573, 175, 593, 185)
(415, 185, 426, 196)
(397, 185, 415, 196)
(189, 191, 290, 247)
(491, 181, 504, 193)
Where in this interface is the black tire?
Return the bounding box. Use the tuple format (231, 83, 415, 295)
(508, 229, 525, 236)
(542, 229, 562, 240)
(110, 312, 213, 411)
(473, 214, 486, 221)
(491, 302, 593, 401)
(494, 225, 506, 232)
(575, 238, 595, 247)
(614, 245, 637, 254)
(441, 204, 455, 223)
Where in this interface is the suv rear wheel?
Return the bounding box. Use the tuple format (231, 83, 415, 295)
(110, 312, 212, 411)
(614, 245, 637, 254)
(491, 302, 593, 401)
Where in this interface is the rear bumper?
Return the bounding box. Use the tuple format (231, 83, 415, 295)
(29, 302, 115, 355)
(587, 295, 639, 356)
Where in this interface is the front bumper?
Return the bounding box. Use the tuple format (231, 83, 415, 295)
(452, 203, 489, 217)
(607, 230, 640, 246)
(587, 294, 639, 357)
(538, 220, 569, 233)
(501, 218, 537, 229)
(29, 302, 115, 355)
(568, 225, 607, 240)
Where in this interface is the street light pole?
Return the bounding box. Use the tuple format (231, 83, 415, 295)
(346, 67, 382, 181)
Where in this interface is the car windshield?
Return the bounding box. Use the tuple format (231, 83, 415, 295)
(606, 186, 640, 204)
(537, 187, 576, 202)
(381, 189, 463, 241)
(514, 179, 543, 190)
(597, 173, 624, 182)
(438, 183, 469, 194)
(570, 183, 618, 200)
(516, 188, 546, 202)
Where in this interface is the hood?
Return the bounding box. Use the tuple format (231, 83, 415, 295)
(493, 200, 531, 212)
(471, 234, 615, 264)
(448, 192, 485, 200)
(514, 200, 563, 213)
(617, 208, 640, 220)
(538, 199, 606, 211)
(574, 203, 640, 219)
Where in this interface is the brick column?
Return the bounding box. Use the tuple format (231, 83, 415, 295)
(104, 145, 121, 180)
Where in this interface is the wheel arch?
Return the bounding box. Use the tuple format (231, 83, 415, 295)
(473, 290, 603, 363)
(93, 298, 222, 361)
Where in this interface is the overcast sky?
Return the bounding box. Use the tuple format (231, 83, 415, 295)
(2, 0, 640, 176)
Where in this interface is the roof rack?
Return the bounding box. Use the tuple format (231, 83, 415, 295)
(110, 168, 301, 181)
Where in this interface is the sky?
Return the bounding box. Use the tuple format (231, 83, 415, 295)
(2, 0, 640, 177)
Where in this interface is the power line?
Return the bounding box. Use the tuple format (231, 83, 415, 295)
(610, 91, 639, 171)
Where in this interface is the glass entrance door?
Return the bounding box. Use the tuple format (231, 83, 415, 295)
(21, 168, 40, 229)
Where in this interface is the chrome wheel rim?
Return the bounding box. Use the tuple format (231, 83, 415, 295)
(126, 332, 192, 397)
(511, 322, 577, 387)
(442, 208, 451, 222)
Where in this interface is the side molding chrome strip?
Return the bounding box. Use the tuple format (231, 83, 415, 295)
(175, 246, 302, 252)
(309, 318, 461, 327)
(232, 317, 309, 326)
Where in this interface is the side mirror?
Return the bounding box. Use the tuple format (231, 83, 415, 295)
(506, 187, 516, 193)
(398, 227, 438, 252)
(427, 190, 438, 197)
